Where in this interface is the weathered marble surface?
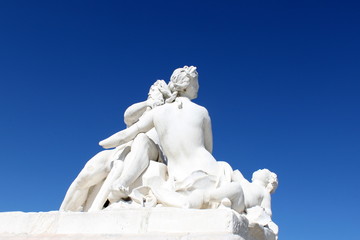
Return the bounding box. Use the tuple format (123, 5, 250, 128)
(0, 208, 275, 240)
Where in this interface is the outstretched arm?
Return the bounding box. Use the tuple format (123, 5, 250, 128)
(100, 111, 155, 149)
(261, 192, 272, 217)
(124, 101, 149, 127)
(124, 80, 168, 126)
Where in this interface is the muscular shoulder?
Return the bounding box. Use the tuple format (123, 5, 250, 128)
(148, 103, 171, 121)
(152, 100, 210, 119)
(193, 103, 210, 118)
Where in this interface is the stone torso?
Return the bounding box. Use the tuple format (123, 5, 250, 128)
(152, 98, 220, 181)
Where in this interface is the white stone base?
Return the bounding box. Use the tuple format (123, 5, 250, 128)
(0, 208, 275, 240)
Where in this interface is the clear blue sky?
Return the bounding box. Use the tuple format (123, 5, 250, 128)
(0, 1, 359, 239)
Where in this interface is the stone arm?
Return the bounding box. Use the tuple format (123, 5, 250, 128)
(203, 111, 213, 154)
(124, 101, 150, 127)
(100, 111, 155, 149)
(260, 192, 272, 217)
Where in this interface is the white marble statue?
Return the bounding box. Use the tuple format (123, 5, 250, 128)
(60, 80, 168, 212)
(59, 66, 279, 239)
(99, 66, 245, 212)
(232, 169, 279, 237)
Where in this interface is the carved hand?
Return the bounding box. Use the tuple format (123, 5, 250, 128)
(99, 130, 127, 149)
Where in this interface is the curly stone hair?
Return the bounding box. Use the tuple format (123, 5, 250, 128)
(166, 66, 198, 103)
(252, 169, 278, 194)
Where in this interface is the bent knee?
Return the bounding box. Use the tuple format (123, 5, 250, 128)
(132, 133, 158, 160)
(134, 133, 149, 143)
(76, 166, 106, 188)
(74, 173, 91, 189)
(133, 133, 156, 150)
(94, 150, 114, 161)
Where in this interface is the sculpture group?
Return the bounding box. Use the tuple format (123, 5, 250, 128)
(60, 66, 279, 237)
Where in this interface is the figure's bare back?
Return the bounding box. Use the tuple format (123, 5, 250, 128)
(152, 98, 220, 181)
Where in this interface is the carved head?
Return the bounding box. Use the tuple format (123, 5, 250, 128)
(252, 169, 278, 194)
(168, 66, 199, 100)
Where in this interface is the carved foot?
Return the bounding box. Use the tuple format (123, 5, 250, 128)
(108, 185, 129, 203)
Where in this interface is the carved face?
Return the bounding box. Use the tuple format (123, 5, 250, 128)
(252, 169, 278, 194)
(184, 76, 199, 100)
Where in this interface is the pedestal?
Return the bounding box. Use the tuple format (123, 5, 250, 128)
(0, 208, 275, 240)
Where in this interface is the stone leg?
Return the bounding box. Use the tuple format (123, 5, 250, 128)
(108, 133, 159, 203)
(87, 160, 125, 211)
(208, 181, 245, 213)
(59, 150, 114, 211)
(146, 176, 193, 208)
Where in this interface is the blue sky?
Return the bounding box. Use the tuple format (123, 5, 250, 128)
(0, 1, 359, 239)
